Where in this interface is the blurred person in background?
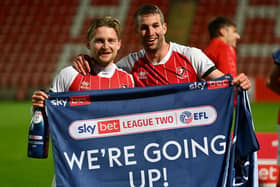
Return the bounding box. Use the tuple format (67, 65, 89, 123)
(266, 49, 280, 187)
(267, 49, 280, 94)
(204, 16, 240, 78)
(74, 4, 251, 90)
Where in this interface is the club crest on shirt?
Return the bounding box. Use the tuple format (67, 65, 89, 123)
(176, 66, 188, 79)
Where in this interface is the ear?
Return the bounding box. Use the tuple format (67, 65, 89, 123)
(117, 40, 122, 50)
(163, 23, 167, 34)
(219, 27, 227, 37)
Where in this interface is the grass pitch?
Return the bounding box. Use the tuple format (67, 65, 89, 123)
(0, 101, 54, 187)
(0, 100, 278, 186)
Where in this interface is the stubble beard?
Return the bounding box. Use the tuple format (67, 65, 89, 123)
(144, 37, 163, 54)
(97, 55, 115, 67)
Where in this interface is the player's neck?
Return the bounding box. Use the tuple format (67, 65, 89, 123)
(146, 42, 169, 63)
(218, 37, 228, 45)
(93, 62, 115, 75)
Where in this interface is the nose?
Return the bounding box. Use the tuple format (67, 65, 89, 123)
(146, 26, 154, 35)
(102, 40, 109, 48)
(236, 33, 241, 40)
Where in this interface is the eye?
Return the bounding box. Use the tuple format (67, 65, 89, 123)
(94, 38, 104, 44)
(152, 23, 160, 28)
(108, 38, 117, 44)
(140, 25, 148, 31)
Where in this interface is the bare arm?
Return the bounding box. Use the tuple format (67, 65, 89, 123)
(204, 69, 224, 80)
(205, 69, 251, 90)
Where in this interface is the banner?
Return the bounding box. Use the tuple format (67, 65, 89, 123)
(46, 77, 259, 187)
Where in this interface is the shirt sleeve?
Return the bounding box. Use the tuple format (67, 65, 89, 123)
(116, 50, 145, 74)
(116, 56, 133, 74)
(182, 46, 216, 78)
(49, 66, 78, 92)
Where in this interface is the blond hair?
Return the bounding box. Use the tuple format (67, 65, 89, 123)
(87, 16, 121, 41)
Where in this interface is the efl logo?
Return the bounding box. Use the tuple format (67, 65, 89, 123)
(69, 95, 91, 106)
(180, 111, 209, 124)
(258, 164, 279, 184)
(177, 106, 216, 127)
(98, 120, 120, 134)
(180, 111, 193, 124)
(207, 80, 229, 90)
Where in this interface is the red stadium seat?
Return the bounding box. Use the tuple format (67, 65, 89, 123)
(0, 0, 80, 98)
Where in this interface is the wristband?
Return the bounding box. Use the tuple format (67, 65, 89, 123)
(272, 49, 280, 65)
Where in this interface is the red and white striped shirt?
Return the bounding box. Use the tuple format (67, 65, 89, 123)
(50, 64, 134, 92)
(116, 42, 216, 87)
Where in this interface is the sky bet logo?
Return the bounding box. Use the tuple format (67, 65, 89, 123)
(77, 120, 121, 135)
(69, 119, 121, 139)
(69, 95, 91, 106)
(50, 98, 67, 107)
(189, 82, 207, 90)
(97, 119, 120, 134)
(69, 122, 98, 139)
(78, 123, 96, 134)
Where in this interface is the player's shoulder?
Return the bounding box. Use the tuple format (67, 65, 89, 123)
(55, 66, 78, 79)
(170, 42, 205, 57)
(116, 49, 145, 73)
(115, 65, 131, 75)
(50, 66, 78, 92)
(59, 66, 76, 73)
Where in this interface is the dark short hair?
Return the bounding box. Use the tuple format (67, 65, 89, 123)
(134, 4, 165, 28)
(87, 16, 121, 41)
(208, 16, 236, 39)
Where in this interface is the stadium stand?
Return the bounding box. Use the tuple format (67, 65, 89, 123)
(189, 0, 279, 78)
(0, 0, 169, 100)
(0, 0, 78, 99)
(188, 0, 280, 101)
(0, 0, 279, 101)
